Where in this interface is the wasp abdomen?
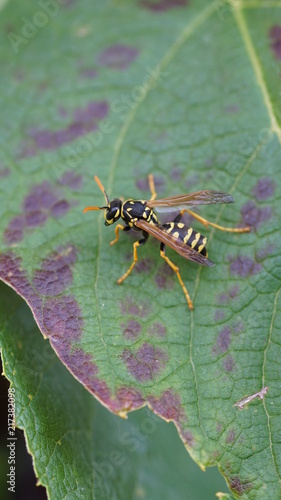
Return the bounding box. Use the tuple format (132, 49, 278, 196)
(162, 222, 207, 256)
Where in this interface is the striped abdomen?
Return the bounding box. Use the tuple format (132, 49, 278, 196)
(162, 222, 208, 256)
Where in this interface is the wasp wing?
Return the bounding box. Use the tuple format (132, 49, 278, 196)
(135, 219, 215, 267)
(147, 190, 234, 211)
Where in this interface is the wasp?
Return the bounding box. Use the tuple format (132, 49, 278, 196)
(83, 175, 250, 310)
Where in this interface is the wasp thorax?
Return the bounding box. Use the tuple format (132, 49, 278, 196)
(104, 198, 122, 225)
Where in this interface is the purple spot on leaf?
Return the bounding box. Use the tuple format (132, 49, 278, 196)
(63, 349, 111, 401)
(121, 320, 142, 340)
(0, 166, 10, 177)
(23, 182, 58, 212)
(170, 166, 182, 182)
(269, 25, 281, 60)
(57, 106, 68, 118)
(229, 477, 252, 495)
(114, 387, 145, 412)
(148, 389, 184, 422)
(155, 262, 174, 289)
(80, 68, 98, 79)
(135, 257, 154, 274)
(0, 253, 42, 312)
(50, 200, 70, 218)
(122, 342, 168, 381)
(24, 211, 48, 228)
(225, 104, 239, 114)
(184, 174, 199, 189)
(98, 45, 139, 70)
(252, 177, 275, 201)
(223, 355, 234, 372)
(214, 310, 225, 322)
(217, 285, 239, 304)
(43, 295, 83, 341)
(140, 0, 188, 11)
(241, 200, 272, 230)
(120, 297, 151, 318)
(226, 429, 236, 443)
(58, 170, 83, 190)
(26, 100, 109, 152)
(213, 326, 231, 355)
(232, 321, 244, 334)
(4, 181, 72, 244)
(147, 322, 167, 338)
(33, 245, 77, 296)
(4, 216, 25, 244)
(136, 175, 165, 193)
(229, 255, 262, 277)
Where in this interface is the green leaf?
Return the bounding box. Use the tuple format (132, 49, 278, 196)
(0, 0, 281, 498)
(0, 282, 228, 498)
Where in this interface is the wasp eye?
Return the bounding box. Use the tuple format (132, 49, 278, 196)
(104, 199, 121, 225)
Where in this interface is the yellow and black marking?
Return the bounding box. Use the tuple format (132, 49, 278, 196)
(83, 174, 250, 311)
(162, 222, 208, 257)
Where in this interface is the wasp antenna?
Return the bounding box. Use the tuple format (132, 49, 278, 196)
(94, 176, 109, 205)
(83, 205, 104, 213)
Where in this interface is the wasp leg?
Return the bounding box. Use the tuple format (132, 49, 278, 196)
(160, 242, 194, 310)
(110, 224, 131, 246)
(148, 174, 157, 201)
(117, 232, 149, 284)
(184, 210, 250, 233)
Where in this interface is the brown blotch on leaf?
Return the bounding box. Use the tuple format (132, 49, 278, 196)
(43, 295, 83, 341)
(252, 177, 275, 201)
(140, 0, 188, 12)
(97, 45, 139, 70)
(148, 389, 184, 422)
(147, 322, 167, 338)
(269, 25, 281, 60)
(121, 320, 142, 340)
(33, 245, 77, 296)
(122, 342, 168, 381)
(228, 255, 262, 278)
(213, 326, 231, 355)
(241, 200, 272, 230)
